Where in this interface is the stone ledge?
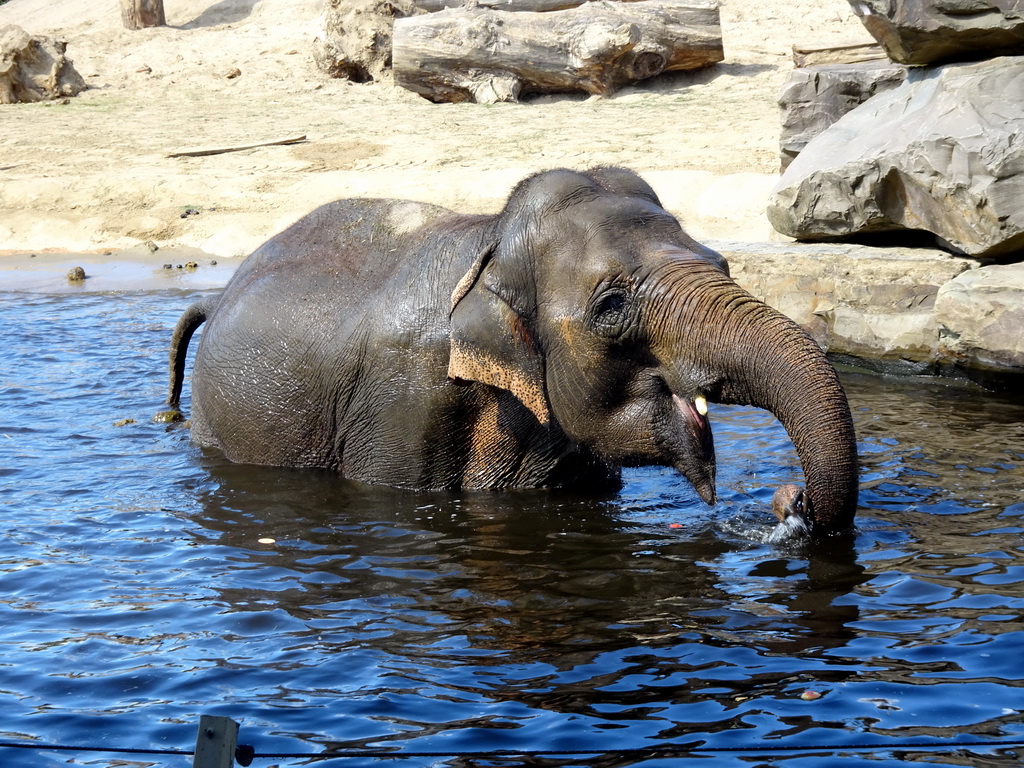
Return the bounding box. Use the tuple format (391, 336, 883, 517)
(707, 240, 1024, 378)
(936, 263, 1024, 374)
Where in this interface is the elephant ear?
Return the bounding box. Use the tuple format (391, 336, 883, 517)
(448, 246, 550, 425)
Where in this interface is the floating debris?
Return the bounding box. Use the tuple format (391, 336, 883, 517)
(153, 409, 183, 424)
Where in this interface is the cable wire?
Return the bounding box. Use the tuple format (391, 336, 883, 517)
(1, 736, 1022, 762)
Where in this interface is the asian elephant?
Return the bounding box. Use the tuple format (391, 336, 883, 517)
(168, 168, 858, 537)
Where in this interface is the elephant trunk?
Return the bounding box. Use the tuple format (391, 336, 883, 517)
(652, 258, 859, 535)
(721, 311, 858, 535)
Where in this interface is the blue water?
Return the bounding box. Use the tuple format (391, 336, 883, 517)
(1, 286, 1022, 767)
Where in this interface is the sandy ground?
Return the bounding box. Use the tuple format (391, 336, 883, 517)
(0, 0, 874, 259)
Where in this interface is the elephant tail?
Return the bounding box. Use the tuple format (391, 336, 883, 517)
(167, 296, 218, 407)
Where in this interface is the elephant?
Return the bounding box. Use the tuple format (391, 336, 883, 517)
(167, 167, 858, 537)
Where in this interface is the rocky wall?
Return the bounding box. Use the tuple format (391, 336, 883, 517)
(713, 240, 1024, 383)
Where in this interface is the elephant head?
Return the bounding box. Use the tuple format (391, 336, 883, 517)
(448, 168, 858, 536)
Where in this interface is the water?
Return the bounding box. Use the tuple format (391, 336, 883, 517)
(1, 287, 1023, 767)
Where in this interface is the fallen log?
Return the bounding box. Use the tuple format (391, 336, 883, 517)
(393, 0, 723, 103)
(413, 0, 648, 12)
(791, 41, 887, 68)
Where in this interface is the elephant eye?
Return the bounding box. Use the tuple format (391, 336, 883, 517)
(592, 289, 630, 333)
(597, 292, 625, 315)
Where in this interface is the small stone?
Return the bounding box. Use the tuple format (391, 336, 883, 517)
(185, 261, 198, 270)
(113, 418, 135, 427)
(146, 240, 159, 252)
(66, 266, 86, 281)
(800, 690, 823, 701)
(225, 67, 241, 79)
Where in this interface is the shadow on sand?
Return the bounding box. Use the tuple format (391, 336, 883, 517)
(179, 0, 261, 29)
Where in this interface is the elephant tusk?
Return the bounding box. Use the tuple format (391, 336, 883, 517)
(695, 395, 708, 416)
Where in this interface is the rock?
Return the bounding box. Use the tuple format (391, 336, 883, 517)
(848, 0, 1024, 66)
(313, 0, 424, 83)
(66, 265, 86, 281)
(778, 60, 906, 171)
(0, 25, 86, 104)
(714, 240, 974, 370)
(935, 263, 1024, 374)
(768, 57, 1024, 261)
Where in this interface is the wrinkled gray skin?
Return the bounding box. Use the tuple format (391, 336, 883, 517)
(168, 168, 858, 536)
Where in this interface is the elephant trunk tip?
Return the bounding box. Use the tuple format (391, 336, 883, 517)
(768, 484, 812, 542)
(769, 482, 857, 541)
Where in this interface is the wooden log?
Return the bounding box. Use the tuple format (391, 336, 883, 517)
(792, 41, 888, 68)
(120, 0, 166, 30)
(393, 0, 723, 103)
(413, 0, 648, 13)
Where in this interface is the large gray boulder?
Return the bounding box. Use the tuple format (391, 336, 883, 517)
(0, 25, 86, 104)
(778, 60, 906, 171)
(768, 56, 1024, 261)
(848, 0, 1024, 66)
(935, 263, 1024, 373)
